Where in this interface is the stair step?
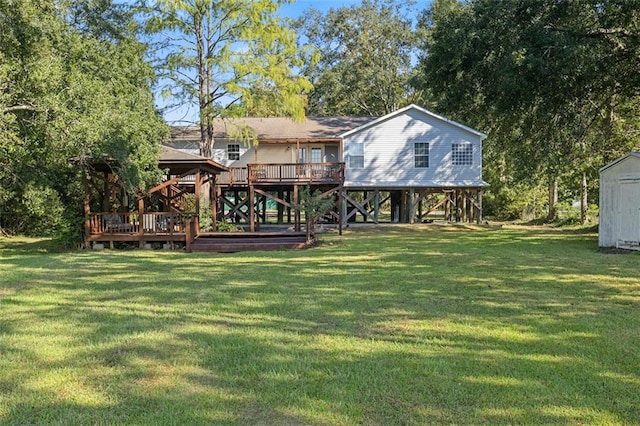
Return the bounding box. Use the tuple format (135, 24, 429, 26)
(190, 233, 312, 252)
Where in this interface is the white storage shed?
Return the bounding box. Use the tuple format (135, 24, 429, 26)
(599, 151, 640, 249)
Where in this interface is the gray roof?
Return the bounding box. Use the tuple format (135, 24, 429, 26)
(599, 151, 640, 173)
(171, 116, 376, 141)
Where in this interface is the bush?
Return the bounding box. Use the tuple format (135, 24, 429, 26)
(216, 219, 242, 232)
(17, 184, 65, 236)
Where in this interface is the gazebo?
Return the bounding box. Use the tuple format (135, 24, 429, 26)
(83, 146, 227, 249)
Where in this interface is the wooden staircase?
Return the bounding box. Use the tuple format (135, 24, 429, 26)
(189, 231, 312, 253)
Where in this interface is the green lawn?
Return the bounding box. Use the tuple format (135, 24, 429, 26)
(1, 224, 639, 425)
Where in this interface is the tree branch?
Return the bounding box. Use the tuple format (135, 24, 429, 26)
(3, 105, 37, 113)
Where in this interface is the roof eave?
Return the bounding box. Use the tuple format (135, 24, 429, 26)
(340, 104, 487, 139)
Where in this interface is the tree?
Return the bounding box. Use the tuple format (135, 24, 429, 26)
(296, 0, 420, 116)
(138, 0, 312, 157)
(0, 0, 167, 237)
(297, 185, 335, 244)
(414, 0, 640, 222)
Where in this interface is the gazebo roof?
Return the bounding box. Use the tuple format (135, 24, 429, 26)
(87, 145, 227, 175)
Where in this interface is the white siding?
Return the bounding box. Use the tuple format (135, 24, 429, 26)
(343, 108, 485, 188)
(599, 154, 640, 247)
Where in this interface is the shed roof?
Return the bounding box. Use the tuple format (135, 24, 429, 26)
(171, 116, 376, 142)
(599, 151, 640, 173)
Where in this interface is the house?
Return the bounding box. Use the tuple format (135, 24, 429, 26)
(341, 104, 488, 223)
(599, 151, 640, 249)
(82, 105, 488, 251)
(169, 104, 488, 228)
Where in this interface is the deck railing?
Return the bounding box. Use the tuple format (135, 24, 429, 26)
(88, 212, 194, 236)
(217, 163, 344, 186)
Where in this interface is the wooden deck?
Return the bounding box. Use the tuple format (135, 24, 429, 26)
(217, 163, 344, 187)
(86, 212, 313, 252)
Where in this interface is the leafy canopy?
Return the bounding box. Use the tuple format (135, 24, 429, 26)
(0, 0, 167, 236)
(138, 0, 312, 156)
(296, 0, 420, 116)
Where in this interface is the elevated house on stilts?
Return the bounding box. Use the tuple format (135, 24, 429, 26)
(84, 105, 487, 252)
(168, 104, 488, 231)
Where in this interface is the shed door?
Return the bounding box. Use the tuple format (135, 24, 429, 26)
(619, 181, 640, 244)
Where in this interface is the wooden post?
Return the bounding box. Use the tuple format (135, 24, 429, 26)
(210, 174, 217, 232)
(293, 185, 300, 232)
(362, 191, 368, 222)
(277, 188, 284, 224)
(444, 192, 451, 222)
(477, 190, 483, 224)
(137, 192, 144, 248)
(461, 190, 467, 222)
(338, 187, 344, 235)
(195, 169, 201, 214)
(409, 188, 415, 224)
(102, 171, 110, 212)
(249, 184, 256, 232)
(373, 190, 379, 224)
(83, 169, 91, 248)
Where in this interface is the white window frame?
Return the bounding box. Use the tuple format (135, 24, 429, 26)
(452, 143, 473, 166)
(349, 141, 364, 169)
(227, 143, 240, 161)
(311, 147, 323, 163)
(414, 142, 429, 168)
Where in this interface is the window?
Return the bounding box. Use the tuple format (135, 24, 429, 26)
(227, 144, 240, 161)
(311, 147, 323, 163)
(349, 142, 364, 169)
(414, 142, 429, 168)
(452, 143, 473, 165)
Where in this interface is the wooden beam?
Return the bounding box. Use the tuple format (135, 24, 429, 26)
(373, 190, 379, 223)
(148, 168, 200, 194)
(293, 185, 300, 232)
(195, 171, 201, 213)
(222, 193, 250, 223)
(249, 184, 256, 232)
(137, 193, 145, 247)
(254, 188, 294, 210)
(83, 169, 91, 248)
(343, 192, 377, 222)
(210, 175, 217, 231)
(277, 188, 284, 224)
(338, 188, 345, 234)
(409, 188, 416, 224)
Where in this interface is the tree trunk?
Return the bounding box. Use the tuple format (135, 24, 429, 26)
(547, 177, 558, 221)
(580, 172, 588, 224)
(195, 11, 214, 158)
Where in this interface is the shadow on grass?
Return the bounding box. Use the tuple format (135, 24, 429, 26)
(0, 236, 65, 254)
(1, 226, 639, 424)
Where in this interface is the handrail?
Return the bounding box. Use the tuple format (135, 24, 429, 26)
(217, 163, 344, 186)
(88, 212, 194, 235)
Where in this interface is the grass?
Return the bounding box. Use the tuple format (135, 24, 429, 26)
(1, 224, 639, 425)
